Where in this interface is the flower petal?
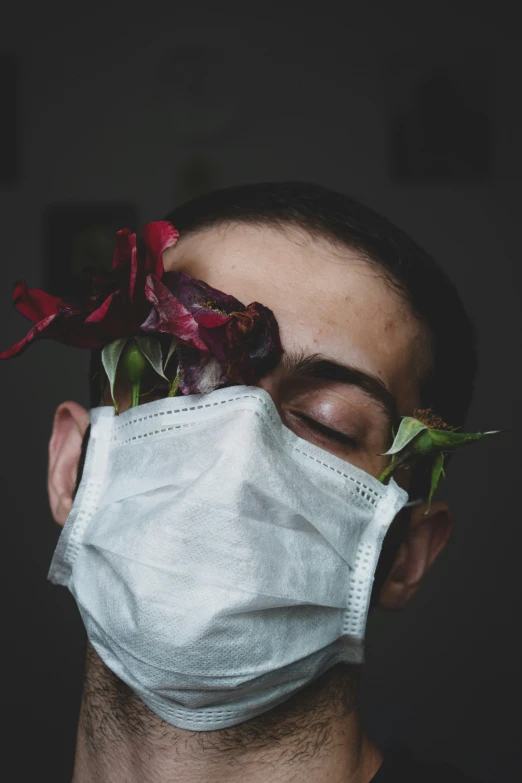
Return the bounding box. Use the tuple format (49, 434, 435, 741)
(223, 302, 283, 383)
(1, 306, 106, 356)
(142, 274, 209, 353)
(140, 306, 160, 332)
(196, 322, 230, 361)
(128, 233, 138, 302)
(110, 228, 144, 308)
(142, 222, 180, 279)
(85, 292, 117, 324)
(112, 229, 136, 270)
(85, 291, 139, 340)
(178, 349, 228, 395)
(12, 280, 68, 322)
(162, 270, 244, 314)
(0, 312, 63, 359)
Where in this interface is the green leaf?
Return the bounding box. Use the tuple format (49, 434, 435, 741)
(135, 336, 169, 381)
(381, 417, 427, 455)
(101, 338, 129, 412)
(425, 451, 445, 514)
(429, 429, 502, 451)
(164, 337, 179, 372)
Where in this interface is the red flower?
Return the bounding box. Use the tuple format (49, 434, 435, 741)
(0, 222, 179, 358)
(142, 271, 283, 386)
(222, 302, 282, 384)
(1, 221, 284, 396)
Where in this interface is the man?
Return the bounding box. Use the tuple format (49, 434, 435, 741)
(46, 181, 483, 782)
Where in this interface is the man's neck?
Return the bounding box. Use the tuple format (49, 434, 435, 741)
(72, 645, 383, 783)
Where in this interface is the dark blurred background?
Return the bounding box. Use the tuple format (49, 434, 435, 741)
(1, 3, 520, 781)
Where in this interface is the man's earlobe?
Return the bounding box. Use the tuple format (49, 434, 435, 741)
(48, 401, 90, 526)
(377, 501, 453, 611)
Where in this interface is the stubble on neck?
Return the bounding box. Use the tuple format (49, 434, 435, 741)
(73, 643, 380, 783)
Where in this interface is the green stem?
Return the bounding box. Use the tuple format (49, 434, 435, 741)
(378, 462, 395, 484)
(168, 370, 182, 397)
(378, 453, 413, 483)
(131, 379, 141, 408)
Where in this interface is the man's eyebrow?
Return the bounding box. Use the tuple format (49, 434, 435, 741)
(279, 350, 398, 425)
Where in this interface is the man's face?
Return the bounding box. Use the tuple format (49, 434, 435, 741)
(49, 222, 450, 610)
(163, 223, 432, 482)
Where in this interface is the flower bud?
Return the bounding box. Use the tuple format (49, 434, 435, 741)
(120, 339, 149, 408)
(121, 339, 148, 384)
(378, 411, 502, 511)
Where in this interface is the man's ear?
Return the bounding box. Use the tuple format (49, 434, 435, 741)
(48, 401, 90, 526)
(377, 501, 453, 611)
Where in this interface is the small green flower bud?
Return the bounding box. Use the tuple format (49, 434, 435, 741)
(121, 339, 148, 384)
(378, 408, 502, 511)
(121, 339, 149, 408)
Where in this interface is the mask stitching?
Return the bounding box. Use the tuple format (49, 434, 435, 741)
(343, 541, 374, 636)
(66, 480, 104, 564)
(141, 649, 351, 724)
(342, 493, 399, 637)
(105, 393, 384, 501)
(108, 394, 260, 431)
(113, 420, 200, 445)
(292, 447, 380, 502)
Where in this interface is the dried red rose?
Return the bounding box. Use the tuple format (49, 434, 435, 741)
(0, 222, 179, 358)
(146, 271, 283, 386)
(0, 221, 284, 403)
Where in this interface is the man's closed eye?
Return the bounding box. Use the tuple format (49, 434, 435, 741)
(286, 411, 360, 449)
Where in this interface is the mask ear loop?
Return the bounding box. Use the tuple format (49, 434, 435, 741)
(404, 498, 424, 508)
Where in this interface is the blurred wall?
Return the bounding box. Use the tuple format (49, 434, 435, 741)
(1, 3, 520, 781)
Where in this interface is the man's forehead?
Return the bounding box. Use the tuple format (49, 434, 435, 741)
(163, 223, 431, 414)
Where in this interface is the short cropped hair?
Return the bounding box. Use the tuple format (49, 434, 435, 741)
(90, 181, 478, 493)
(163, 181, 477, 420)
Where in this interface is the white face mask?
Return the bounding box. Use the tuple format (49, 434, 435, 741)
(49, 385, 408, 732)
